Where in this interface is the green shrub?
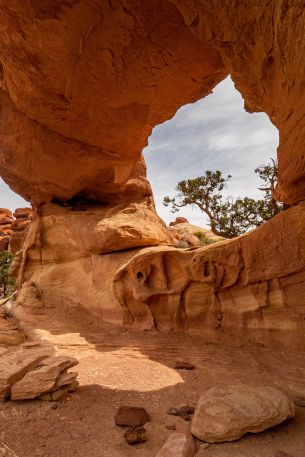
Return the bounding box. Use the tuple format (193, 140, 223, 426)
(0, 251, 15, 298)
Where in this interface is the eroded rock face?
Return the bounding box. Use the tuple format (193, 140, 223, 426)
(0, 1, 305, 333)
(12, 192, 305, 333)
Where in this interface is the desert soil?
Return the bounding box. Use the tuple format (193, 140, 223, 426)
(1, 305, 305, 457)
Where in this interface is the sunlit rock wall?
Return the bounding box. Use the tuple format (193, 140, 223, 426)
(0, 1, 305, 333)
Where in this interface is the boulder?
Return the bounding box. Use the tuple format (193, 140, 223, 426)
(191, 385, 295, 443)
(156, 432, 197, 457)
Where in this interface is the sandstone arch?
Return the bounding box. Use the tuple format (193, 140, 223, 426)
(0, 1, 305, 333)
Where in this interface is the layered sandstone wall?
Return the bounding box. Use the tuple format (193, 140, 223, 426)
(16, 202, 305, 334)
(0, 1, 304, 334)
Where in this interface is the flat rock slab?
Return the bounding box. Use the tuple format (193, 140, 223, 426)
(0, 341, 54, 400)
(11, 355, 78, 400)
(156, 432, 197, 457)
(0, 341, 79, 401)
(191, 385, 295, 443)
(115, 406, 150, 427)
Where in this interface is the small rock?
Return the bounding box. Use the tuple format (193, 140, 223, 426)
(174, 361, 195, 371)
(156, 431, 197, 457)
(180, 406, 195, 415)
(124, 426, 147, 445)
(200, 443, 210, 449)
(165, 424, 176, 431)
(191, 385, 295, 443)
(115, 406, 150, 427)
(294, 396, 305, 407)
(166, 405, 195, 422)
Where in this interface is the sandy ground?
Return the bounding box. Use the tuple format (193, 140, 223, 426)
(1, 305, 305, 457)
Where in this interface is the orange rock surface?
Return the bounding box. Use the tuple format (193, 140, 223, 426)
(0, 1, 304, 333)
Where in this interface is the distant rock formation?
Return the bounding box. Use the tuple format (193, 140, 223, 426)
(168, 221, 224, 248)
(0, 208, 32, 253)
(0, 208, 13, 251)
(169, 217, 189, 226)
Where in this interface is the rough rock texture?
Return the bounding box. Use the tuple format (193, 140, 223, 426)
(0, 208, 32, 253)
(0, 341, 78, 401)
(0, 1, 305, 332)
(191, 385, 295, 443)
(156, 431, 197, 457)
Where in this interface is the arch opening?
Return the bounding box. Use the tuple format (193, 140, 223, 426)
(144, 76, 279, 233)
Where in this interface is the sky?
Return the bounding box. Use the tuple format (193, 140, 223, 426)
(0, 178, 27, 210)
(0, 77, 279, 226)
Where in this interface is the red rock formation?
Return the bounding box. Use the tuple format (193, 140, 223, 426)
(0, 208, 32, 253)
(169, 217, 189, 226)
(0, 2, 304, 334)
(0, 208, 13, 251)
